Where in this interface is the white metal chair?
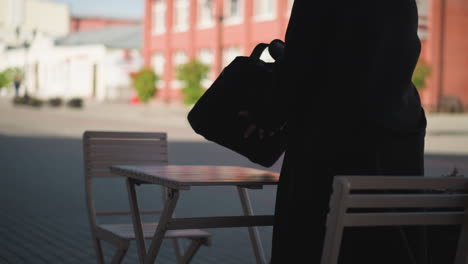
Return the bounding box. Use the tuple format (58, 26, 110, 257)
(83, 131, 211, 264)
(321, 175, 468, 264)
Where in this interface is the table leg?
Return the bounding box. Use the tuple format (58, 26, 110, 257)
(162, 187, 182, 263)
(180, 239, 204, 264)
(126, 179, 147, 264)
(237, 187, 267, 264)
(145, 188, 180, 264)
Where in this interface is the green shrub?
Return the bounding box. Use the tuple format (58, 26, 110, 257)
(0, 71, 9, 89)
(28, 97, 43, 107)
(67, 98, 83, 108)
(0, 68, 22, 90)
(13, 95, 29, 105)
(48, 97, 63, 107)
(12, 95, 44, 107)
(131, 67, 158, 103)
(412, 59, 431, 90)
(176, 59, 209, 105)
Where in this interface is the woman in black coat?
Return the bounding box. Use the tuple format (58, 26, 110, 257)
(265, 0, 437, 263)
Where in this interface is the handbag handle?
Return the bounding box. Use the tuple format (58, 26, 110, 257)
(268, 39, 285, 60)
(250, 39, 285, 61)
(250, 43, 269, 59)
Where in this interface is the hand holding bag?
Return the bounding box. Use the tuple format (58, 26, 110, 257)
(187, 39, 287, 167)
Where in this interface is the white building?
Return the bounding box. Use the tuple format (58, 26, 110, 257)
(0, 0, 70, 46)
(0, 0, 142, 102)
(1, 25, 143, 102)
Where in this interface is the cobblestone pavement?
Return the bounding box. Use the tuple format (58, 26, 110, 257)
(0, 98, 467, 264)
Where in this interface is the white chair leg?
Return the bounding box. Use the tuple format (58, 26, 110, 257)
(92, 237, 105, 264)
(110, 242, 129, 264)
(454, 209, 468, 264)
(321, 179, 350, 264)
(179, 239, 204, 264)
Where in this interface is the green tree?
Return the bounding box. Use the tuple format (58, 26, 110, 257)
(131, 67, 158, 103)
(0, 71, 8, 89)
(0, 68, 22, 90)
(176, 59, 210, 105)
(412, 59, 431, 90)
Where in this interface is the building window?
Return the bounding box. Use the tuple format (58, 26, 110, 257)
(153, 0, 166, 34)
(224, 0, 243, 25)
(416, 0, 428, 40)
(198, 48, 214, 87)
(287, 0, 294, 15)
(198, 0, 214, 29)
(174, 51, 189, 69)
(222, 46, 241, 67)
(174, 0, 190, 32)
(152, 52, 165, 88)
(254, 0, 276, 21)
(172, 50, 188, 89)
(416, 0, 429, 17)
(151, 52, 165, 76)
(198, 49, 214, 68)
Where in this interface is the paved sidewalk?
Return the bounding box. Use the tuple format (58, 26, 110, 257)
(0, 98, 203, 141)
(1, 98, 468, 153)
(0, 98, 467, 263)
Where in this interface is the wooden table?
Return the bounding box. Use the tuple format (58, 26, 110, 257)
(109, 165, 280, 264)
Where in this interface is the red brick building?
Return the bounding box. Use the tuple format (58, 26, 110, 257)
(71, 16, 140, 33)
(420, 0, 468, 111)
(143, 0, 468, 110)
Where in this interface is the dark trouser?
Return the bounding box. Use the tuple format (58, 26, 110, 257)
(271, 127, 458, 264)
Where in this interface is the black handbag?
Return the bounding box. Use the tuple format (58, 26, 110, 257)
(187, 39, 287, 167)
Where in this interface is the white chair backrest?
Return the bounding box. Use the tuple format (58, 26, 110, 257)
(83, 131, 169, 224)
(83, 131, 168, 179)
(322, 176, 468, 264)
